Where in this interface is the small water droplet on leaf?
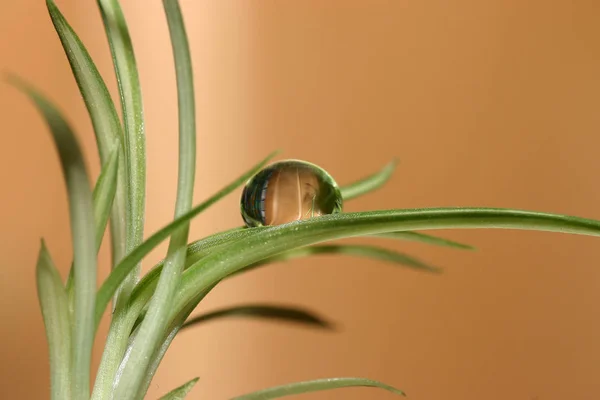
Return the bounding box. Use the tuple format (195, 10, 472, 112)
(240, 159, 343, 227)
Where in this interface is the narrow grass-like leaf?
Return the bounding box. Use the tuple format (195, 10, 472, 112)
(181, 304, 333, 331)
(138, 288, 213, 399)
(10, 78, 96, 399)
(95, 152, 276, 329)
(374, 231, 474, 250)
(173, 208, 600, 315)
(158, 377, 199, 400)
(340, 159, 398, 201)
(92, 158, 276, 399)
(92, 144, 120, 251)
(130, 231, 439, 330)
(97, 0, 146, 302)
(241, 244, 441, 275)
(114, 0, 196, 396)
(232, 377, 405, 399)
(65, 144, 119, 304)
(36, 241, 72, 400)
(46, 0, 128, 271)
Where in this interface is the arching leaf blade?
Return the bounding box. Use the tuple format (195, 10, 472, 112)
(181, 304, 333, 331)
(174, 207, 600, 314)
(158, 377, 199, 400)
(9, 77, 96, 399)
(340, 159, 398, 201)
(36, 241, 72, 400)
(231, 377, 405, 399)
(94, 152, 277, 331)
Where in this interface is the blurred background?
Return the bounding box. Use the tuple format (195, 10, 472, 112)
(2, 1, 600, 399)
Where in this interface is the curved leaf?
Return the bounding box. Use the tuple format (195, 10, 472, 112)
(240, 244, 441, 275)
(181, 304, 333, 331)
(10, 77, 96, 399)
(91, 155, 276, 400)
(374, 231, 474, 250)
(65, 145, 119, 294)
(138, 288, 213, 398)
(340, 159, 398, 200)
(97, 0, 147, 302)
(95, 152, 276, 330)
(114, 0, 197, 396)
(173, 208, 600, 315)
(129, 236, 440, 333)
(46, 0, 128, 274)
(232, 377, 405, 399)
(158, 377, 199, 400)
(92, 145, 120, 251)
(36, 241, 72, 400)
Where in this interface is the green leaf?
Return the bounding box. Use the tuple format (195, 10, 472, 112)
(374, 231, 474, 250)
(340, 159, 398, 201)
(130, 231, 439, 331)
(65, 144, 119, 310)
(95, 151, 276, 330)
(91, 154, 276, 400)
(158, 377, 200, 400)
(173, 208, 600, 316)
(10, 77, 96, 399)
(114, 0, 197, 397)
(181, 304, 334, 330)
(231, 377, 405, 399)
(36, 241, 72, 400)
(242, 244, 442, 275)
(138, 288, 213, 399)
(92, 144, 120, 252)
(97, 0, 146, 303)
(46, 0, 128, 272)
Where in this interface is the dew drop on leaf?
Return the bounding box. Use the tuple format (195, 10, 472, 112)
(240, 159, 343, 227)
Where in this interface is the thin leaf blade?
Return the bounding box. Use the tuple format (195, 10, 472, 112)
(114, 0, 197, 396)
(36, 241, 72, 400)
(46, 0, 128, 273)
(174, 207, 600, 315)
(374, 231, 474, 250)
(92, 144, 120, 252)
(95, 151, 276, 329)
(340, 159, 398, 201)
(97, 0, 146, 303)
(181, 304, 333, 331)
(158, 377, 199, 400)
(232, 377, 405, 399)
(243, 244, 441, 274)
(10, 77, 96, 399)
(91, 154, 276, 400)
(65, 144, 119, 306)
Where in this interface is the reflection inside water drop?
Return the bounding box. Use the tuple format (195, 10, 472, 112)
(240, 159, 343, 227)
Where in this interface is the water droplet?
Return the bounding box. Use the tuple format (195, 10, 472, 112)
(241, 159, 343, 227)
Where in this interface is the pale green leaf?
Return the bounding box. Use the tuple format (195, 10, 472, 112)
(113, 0, 197, 396)
(232, 377, 405, 399)
(374, 231, 474, 250)
(158, 377, 199, 400)
(340, 159, 398, 200)
(47, 0, 127, 272)
(10, 77, 96, 399)
(97, 0, 146, 303)
(36, 241, 72, 400)
(91, 154, 276, 400)
(173, 208, 600, 316)
(95, 152, 276, 330)
(242, 244, 441, 274)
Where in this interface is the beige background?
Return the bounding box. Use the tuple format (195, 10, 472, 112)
(2, 1, 600, 399)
